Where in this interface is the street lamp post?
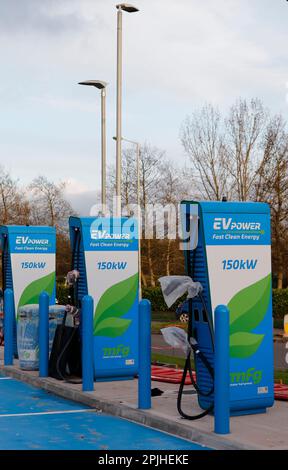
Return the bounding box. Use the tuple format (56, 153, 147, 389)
(133, 141, 142, 299)
(115, 3, 139, 217)
(113, 136, 142, 298)
(78, 80, 108, 210)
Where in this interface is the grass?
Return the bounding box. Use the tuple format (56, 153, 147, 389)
(152, 309, 284, 327)
(151, 310, 180, 335)
(152, 353, 288, 385)
(152, 311, 176, 322)
(151, 352, 194, 370)
(275, 369, 288, 385)
(152, 311, 284, 335)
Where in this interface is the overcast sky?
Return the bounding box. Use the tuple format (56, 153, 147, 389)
(0, 0, 288, 211)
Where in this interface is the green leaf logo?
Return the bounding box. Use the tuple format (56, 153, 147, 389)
(18, 271, 55, 311)
(228, 274, 271, 358)
(94, 273, 138, 337)
(230, 332, 264, 358)
(94, 317, 132, 338)
(228, 274, 271, 334)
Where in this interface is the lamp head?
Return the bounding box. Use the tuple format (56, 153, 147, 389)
(78, 80, 108, 90)
(116, 3, 139, 13)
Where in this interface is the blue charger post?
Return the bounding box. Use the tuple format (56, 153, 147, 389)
(39, 292, 49, 377)
(82, 295, 94, 392)
(4, 288, 14, 366)
(138, 299, 151, 409)
(214, 304, 230, 434)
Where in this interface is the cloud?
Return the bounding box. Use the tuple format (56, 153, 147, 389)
(65, 187, 100, 216)
(122, 0, 286, 106)
(28, 95, 96, 113)
(65, 178, 93, 195)
(0, 0, 87, 34)
(2, 0, 286, 106)
(0, 0, 288, 191)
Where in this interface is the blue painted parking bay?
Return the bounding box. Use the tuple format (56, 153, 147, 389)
(0, 376, 209, 450)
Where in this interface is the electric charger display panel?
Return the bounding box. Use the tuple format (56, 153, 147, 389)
(181, 201, 274, 415)
(69, 217, 139, 381)
(0, 225, 56, 353)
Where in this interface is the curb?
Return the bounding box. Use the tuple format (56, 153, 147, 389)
(1, 365, 257, 451)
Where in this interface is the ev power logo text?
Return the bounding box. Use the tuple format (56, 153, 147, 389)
(16, 236, 49, 246)
(91, 230, 131, 240)
(213, 218, 261, 231)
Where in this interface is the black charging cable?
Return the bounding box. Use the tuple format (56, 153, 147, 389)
(54, 228, 82, 384)
(177, 291, 215, 420)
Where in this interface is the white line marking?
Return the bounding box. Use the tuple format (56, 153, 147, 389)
(0, 409, 94, 418)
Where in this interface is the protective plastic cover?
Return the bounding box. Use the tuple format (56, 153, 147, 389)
(161, 326, 191, 355)
(158, 275, 202, 308)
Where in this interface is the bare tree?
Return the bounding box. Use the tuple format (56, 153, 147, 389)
(0, 167, 30, 224)
(140, 144, 166, 287)
(180, 98, 288, 288)
(180, 104, 230, 200)
(256, 116, 288, 288)
(56, 232, 72, 277)
(106, 148, 136, 214)
(225, 98, 268, 201)
(29, 176, 73, 231)
(106, 143, 166, 287)
(157, 161, 191, 276)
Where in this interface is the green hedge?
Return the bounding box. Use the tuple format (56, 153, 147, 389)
(55, 282, 288, 322)
(142, 286, 186, 312)
(56, 283, 70, 305)
(272, 289, 288, 320)
(142, 287, 167, 312)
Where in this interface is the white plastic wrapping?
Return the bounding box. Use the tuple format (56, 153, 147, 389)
(17, 304, 73, 370)
(160, 326, 191, 354)
(66, 270, 80, 287)
(158, 275, 202, 308)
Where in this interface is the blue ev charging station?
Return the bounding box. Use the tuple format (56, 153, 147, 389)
(0, 226, 56, 352)
(69, 216, 139, 381)
(181, 201, 274, 415)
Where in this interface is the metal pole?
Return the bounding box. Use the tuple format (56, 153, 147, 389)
(214, 304, 230, 434)
(138, 299, 151, 409)
(4, 288, 14, 366)
(82, 295, 94, 392)
(39, 291, 49, 377)
(116, 7, 123, 217)
(101, 88, 107, 210)
(136, 143, 142, 299)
